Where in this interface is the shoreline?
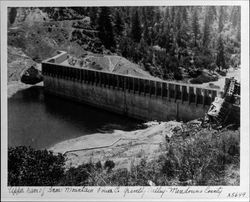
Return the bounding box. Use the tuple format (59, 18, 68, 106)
(49, 121, 183, 170)
(8, 81, 43, 98)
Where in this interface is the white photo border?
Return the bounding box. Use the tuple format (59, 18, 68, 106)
(1, 0, 249, 201)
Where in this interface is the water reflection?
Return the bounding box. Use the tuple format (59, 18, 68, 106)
(8, 86, 143, 149)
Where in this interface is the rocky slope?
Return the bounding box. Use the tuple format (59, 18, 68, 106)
(8, 7, 153, 82)
(8, 46, 37, 83)
(7, 46, 43, 97)
(65, 54, 159, 79)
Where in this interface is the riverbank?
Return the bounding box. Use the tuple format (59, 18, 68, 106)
(49, 118, 240, 186)
(8, 81, 43, 98)
(50, 121, 183, 170)
(49, 119, 210, 171)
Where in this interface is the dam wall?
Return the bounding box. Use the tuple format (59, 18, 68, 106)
(42, 57, 224, 121)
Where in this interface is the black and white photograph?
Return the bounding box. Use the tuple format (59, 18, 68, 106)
(1, 0, 249, 201)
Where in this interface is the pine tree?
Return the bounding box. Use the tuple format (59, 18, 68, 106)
(9, 7, 17, 24)
(163, 7, 171, 34)
(236, 25, 240, 42)
(177, 20, 190, 49)
(142, 7, 151, 45)
(203, 8, 211, 48)
(145, 7, 155, 26)
(97, 7, 116, 50)
(175, 8, 183, 47)
(143, 20, 151, 45)
(154, 7, 161, 23)
(182, 7, 188, 23)
(192, 7, 200, 47)
(138, 38, 148, 62)
(230, 6, 240, 28)
(131, 10, 142, 43)
(89, 7, 98, 27)
(216, 35, 226, 70)
(207, 6, 217, 24)
(164, 7, 170, 22)
(218, 6, 224, 33)
(175, 8, 182, 31)
(165, 25, 175, 56)
(114, 10, 124, 36)
(170, 7, 176, 23)
(71, 7, 86, 16)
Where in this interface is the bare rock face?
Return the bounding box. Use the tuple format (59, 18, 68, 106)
(21, 66, 43, 85)
(8, 8, 49, 27)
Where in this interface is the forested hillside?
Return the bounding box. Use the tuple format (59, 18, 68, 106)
(8, 6, 240, 81)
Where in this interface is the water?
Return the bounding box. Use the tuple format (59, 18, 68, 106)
(8, 86, 143, 149)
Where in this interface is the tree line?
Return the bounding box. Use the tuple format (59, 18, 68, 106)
(42, 6, 241, 80)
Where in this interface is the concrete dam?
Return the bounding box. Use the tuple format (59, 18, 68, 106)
(42, 51, 225, 122)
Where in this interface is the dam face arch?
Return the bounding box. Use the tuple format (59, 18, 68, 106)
(42, 52, 222, 122)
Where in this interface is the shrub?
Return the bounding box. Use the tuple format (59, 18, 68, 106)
(95, 161, 102, 170)
(8, 146, 65, 186)
(8, 8, 17, 24)
(188, 68, 202, 78)
(101, 159, 162, 186)
(190, 74, 217, 84)
(104, 160, 115, 172)
(217, 70, 227, 76)
(60, 163, 95, 186)
(162, 128, 240, 185)
(209, 83, 220, 89)
(193, 52, 214, 70)
(174, 69, 183, 80)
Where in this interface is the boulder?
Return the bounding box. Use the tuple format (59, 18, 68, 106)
(21, 66, 43, 84)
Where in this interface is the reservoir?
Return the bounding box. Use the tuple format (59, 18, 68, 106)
(8, 86, 143, 149)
